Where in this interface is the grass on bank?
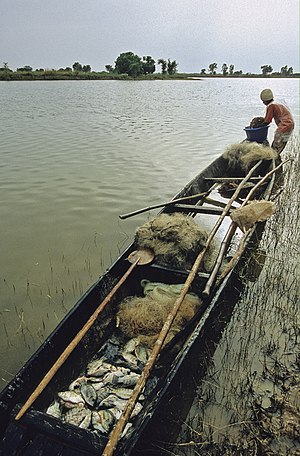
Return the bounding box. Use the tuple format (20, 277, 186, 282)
(0, 69, 299, 81)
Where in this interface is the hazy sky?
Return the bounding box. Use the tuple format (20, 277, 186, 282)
(1, 0, 299, 73)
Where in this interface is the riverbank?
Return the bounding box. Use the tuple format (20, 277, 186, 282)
(0, 70, 299, 81)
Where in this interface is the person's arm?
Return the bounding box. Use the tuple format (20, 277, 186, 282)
(264, 104, 274, 125)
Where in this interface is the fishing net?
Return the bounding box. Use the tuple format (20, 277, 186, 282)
(249, 117, 266, 128)
(116, 280, 202, 347)
(223, 142, 277, 173)
(230, 200, 276, 232)
(134, 212, 216, 271)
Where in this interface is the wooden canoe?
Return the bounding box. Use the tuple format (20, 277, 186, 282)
(0, 153, 280, 456)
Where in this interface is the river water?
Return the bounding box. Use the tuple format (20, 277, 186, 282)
(0, 78, 299, 411)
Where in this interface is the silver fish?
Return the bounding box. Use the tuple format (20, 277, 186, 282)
(110, 387, 133, 400)
(131, 402, 143, 418)
(79, 411, 92, 429)
(46, 401, 61, 419)
(121, 352, 138, 366)
(135, 345, 150, 364)
(92, 410, 115, 434)
(100, 394, 127, 411)
(87, 378, 105, 391)
(119, 373, 140, 387)
(109, 407, 122, 421)
(80, 383, 97, 407)
(69, 376, 88, 391)
(64, 403, 88, 426)
(58, 391, 85, 408)
(86, 376, 105, 383)
(123, 338, 140, 354)
(95, 388, 112, 408)
(102, 371, 124, 386)
(86, 359, 116, 377)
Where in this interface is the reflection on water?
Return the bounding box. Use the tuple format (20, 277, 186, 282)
(0, 79, 299, 396)
(132, 140, 300, 455)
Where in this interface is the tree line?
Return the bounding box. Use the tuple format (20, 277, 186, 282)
(201, 62, 294, 76)
(0, 55, 296, 78)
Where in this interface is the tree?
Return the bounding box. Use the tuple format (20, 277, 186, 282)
(72, 62, 83, 72)
(158, 58, 167, 74)
(142, 56, 155, 75)
(128, 61, 143, 77)
(17, 65, 33, 72)
(280, 65, 288, 76)
(200, 68, 206, 75)
(229, 64, 234, 75)
(114, 52, 143, 77)
(167, 59, 178, 75)
(82, 65, 91, 73)
(105, 65, 114, 73)
(208, 63, 217, 75)
(0, 62, 12, 72)
(222, 63, 228, 76)
(261, 65, 273, 76)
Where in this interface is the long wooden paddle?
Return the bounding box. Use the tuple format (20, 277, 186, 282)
(15, 249, 154, 421)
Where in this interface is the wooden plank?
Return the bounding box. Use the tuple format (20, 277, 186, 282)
(204, 176, 264, 182)
(169, 204, 232, 216)
(150, 263, 210, 279)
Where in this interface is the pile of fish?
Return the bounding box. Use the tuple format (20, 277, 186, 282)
(46, 337, 152, 436)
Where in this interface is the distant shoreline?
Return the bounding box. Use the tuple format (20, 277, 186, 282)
(0, 71, 299, 81)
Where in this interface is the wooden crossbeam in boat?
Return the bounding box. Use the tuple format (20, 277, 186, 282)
(204, 177, 268, 182)
(150, 263, 211, 279)
(204, 197, 238, 210)
(169, 204, 232, 216)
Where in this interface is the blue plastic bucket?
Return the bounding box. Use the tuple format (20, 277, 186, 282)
(244, 125, 269, 143)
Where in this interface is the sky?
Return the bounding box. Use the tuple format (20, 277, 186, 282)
(1, 0, 299, 74)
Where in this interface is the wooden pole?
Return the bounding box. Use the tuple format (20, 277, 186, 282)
(202, 159, 287, 296)
(215, 159, 288, 285)
(15, 258, 141, 421)
(119, 182, 220, 220)
(119, 191, 209, 219)
(202, 222, 237, 296)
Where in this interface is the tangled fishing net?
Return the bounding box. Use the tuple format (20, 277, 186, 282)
(223, 142, 277, 173)
(134, 212, 216, 271)
(249, 117, 266, 128)
(230, 200, 276, 232)
(116, 280, 202, 348)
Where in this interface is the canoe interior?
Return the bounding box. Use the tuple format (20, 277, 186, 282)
(0, 154, 276, 455)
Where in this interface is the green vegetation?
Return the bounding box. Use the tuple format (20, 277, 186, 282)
(0, 55, 298, 81)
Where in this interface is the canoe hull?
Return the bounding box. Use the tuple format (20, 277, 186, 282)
(0, 154, 276, 455)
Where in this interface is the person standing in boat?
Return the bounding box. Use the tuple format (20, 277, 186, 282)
(260, 88, 294, 154)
